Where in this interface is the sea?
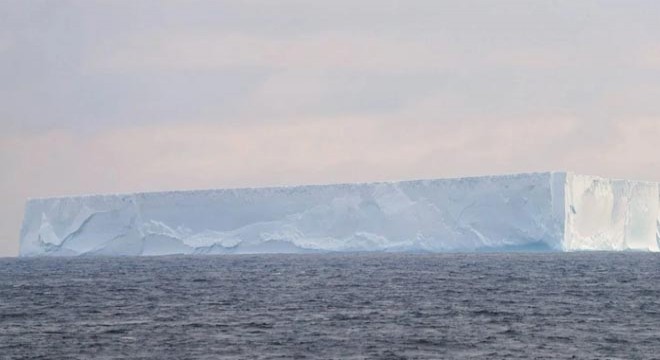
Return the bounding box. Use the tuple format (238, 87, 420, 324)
(1, 253, 659, 359)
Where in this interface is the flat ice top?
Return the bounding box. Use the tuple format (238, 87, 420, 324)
(28, 172, 562, 201)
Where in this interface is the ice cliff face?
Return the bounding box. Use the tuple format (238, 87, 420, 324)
(564, 173, 660, 251)
(18, 172, 660, 256)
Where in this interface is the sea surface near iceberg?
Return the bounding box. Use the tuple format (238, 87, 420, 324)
(1, 252, 659, 359)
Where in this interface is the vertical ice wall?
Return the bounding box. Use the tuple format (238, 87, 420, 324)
(19, 173, 567, 256)
(563, 173, 660, 251)
(18, 172, 659, 256)
(655, 181, 660, 249)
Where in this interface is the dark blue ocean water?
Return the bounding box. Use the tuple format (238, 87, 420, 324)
(1, 253, 659, 359)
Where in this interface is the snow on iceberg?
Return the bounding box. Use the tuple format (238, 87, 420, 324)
(18, 172, 660, 256)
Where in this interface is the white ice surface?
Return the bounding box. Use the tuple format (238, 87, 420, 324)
(18, 172, 659, 256)
(564, 173, 660, 251)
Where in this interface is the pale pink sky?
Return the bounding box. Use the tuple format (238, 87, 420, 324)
(1, 1, 660, 256)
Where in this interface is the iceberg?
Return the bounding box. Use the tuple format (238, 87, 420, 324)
(18, 172, 660, 256)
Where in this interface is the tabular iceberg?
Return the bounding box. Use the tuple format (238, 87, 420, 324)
(19, 172, 660, 256)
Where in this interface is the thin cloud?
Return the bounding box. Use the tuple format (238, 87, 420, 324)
(88, 32, 455, 74)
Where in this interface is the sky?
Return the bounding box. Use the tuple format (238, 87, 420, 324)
(1, 0, 660, 257)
